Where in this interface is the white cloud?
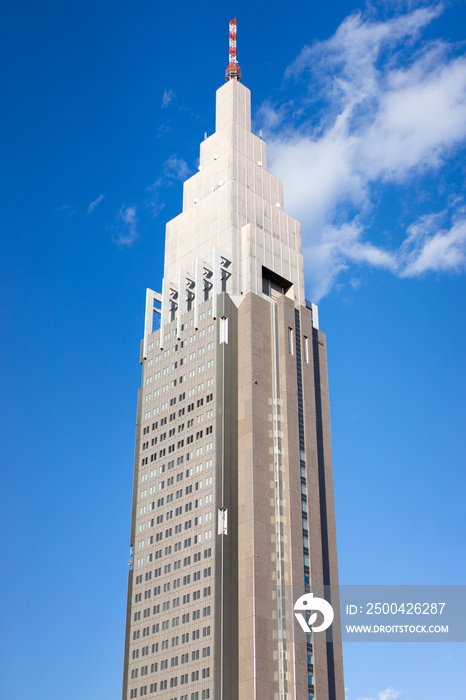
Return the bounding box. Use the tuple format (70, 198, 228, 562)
(302, 220, 398, 300)
(378, 689, 401, 700)
(162, 89, 175, 108)
(163, 155, 190, 181)
(113, 205, 138, 247)
(360, 53, 466, 181)
(357, 687, 401, 700)
(255, 100, 289, 131)
(400, 210, 466, 276)
(268, 130, 365, 231)
(146, 155, 190, 220)
(261, 4, 466, 299)
(149, 155, 191, 191)
(87, 194, 104, 214)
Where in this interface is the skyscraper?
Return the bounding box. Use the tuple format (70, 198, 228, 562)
(122, 20, 344, 700)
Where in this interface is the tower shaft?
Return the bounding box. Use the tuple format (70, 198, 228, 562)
(122, 55, 344, 700)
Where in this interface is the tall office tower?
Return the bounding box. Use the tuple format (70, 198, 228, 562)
(122, 20, 344, 700)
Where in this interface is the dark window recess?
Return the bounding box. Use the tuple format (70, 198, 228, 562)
(262, 266, 292, 297)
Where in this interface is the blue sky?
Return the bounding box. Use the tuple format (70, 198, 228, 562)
(1, 2, 465, 699)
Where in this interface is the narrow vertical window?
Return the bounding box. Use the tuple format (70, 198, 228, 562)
(288, 327, 294, 355)
(262, 276, 271, 296)
(304, 335, 309, 363)
(219, 316, 229, 344)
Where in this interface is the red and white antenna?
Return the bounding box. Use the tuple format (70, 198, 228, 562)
(225, 18, 241, 82)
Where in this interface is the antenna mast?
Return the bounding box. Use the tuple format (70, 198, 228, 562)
(225, 18, 241, 82)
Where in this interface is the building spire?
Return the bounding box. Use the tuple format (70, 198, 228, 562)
(225, 18, 241, 82)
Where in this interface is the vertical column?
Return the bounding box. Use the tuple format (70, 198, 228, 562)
(160, 278, 170, 348)
(143, 288, 162, 359)
(310, 317, 345, 700)
(213, 248, 223, 320)
(194, 257, 204, 330)
(177, 269, 187, 339)
(237, 293, 280, 700)
(214, 293, 239, 700)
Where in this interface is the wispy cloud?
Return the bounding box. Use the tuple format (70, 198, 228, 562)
(147, 155, 190, 219)
(157, 121, 171, 138)
(400, 208, 466, 277)
(87, 194, 104, 215)
(162, 89, 175, 109)
(357, 687, 401, 700)
(255, 100, 290, 131)
(113, 205, 138, 247)
(163, 155, 190, 181)
(57, 204, 76, 217)
(379, 690, 400, 700)
(259, 4, 466, 299)
(149, 155, 191, 191)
